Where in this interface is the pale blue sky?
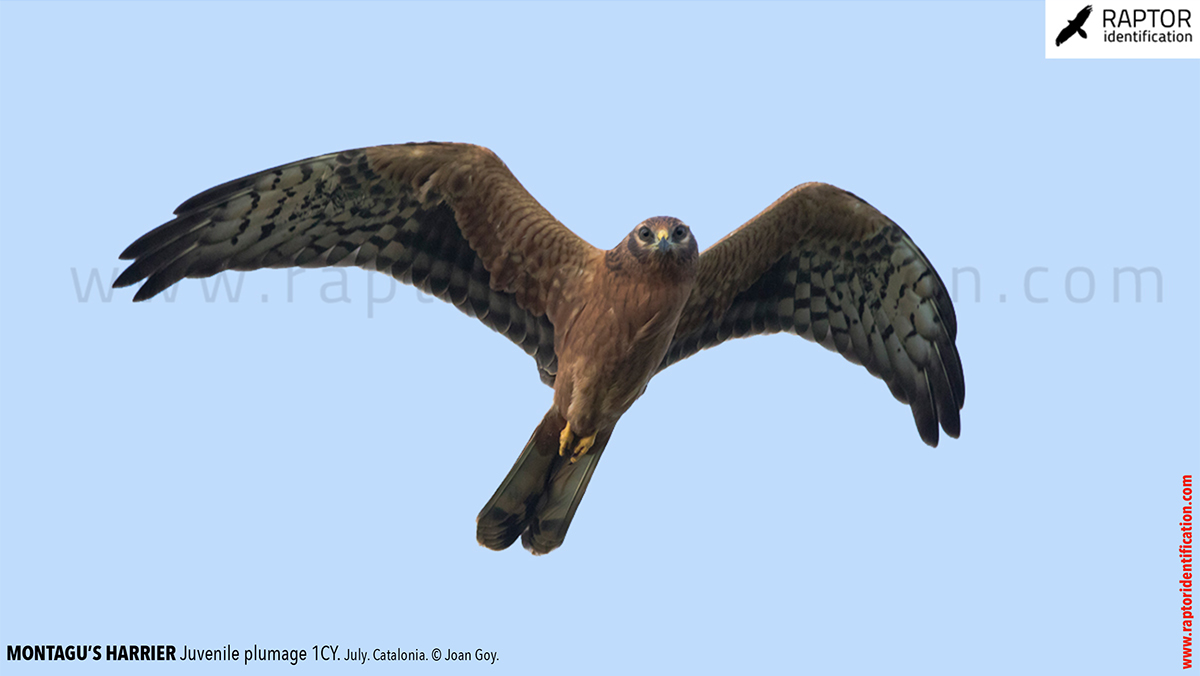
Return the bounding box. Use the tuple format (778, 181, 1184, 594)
(1, 2, 1197, 674)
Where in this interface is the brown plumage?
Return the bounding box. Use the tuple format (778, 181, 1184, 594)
(114, 142, 964, 554)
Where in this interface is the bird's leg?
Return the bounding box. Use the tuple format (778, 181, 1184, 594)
(558, 423, 575, 457)
(558, 422, 598, 463)
(569, 432, 597, 463)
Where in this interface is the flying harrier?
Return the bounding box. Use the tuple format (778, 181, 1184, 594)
(115, 143, 965, 554)
(1056, 5, 1093, 46)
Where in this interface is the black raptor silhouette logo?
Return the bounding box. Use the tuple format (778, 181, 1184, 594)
(1056, 5, 1093, 46)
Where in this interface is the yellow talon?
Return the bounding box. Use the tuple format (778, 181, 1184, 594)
(559, 423, 574, 457)
(569, 432, 597, 463)
(558, 423, 597, 462)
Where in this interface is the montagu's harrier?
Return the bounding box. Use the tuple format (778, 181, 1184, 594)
(115, 143, 965, 555)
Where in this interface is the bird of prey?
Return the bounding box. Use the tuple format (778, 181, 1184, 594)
(1056, 5, 1093, 46)
(114, 143, 965, 555)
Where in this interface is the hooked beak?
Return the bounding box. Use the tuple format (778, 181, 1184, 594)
(654, 229, 671, 253)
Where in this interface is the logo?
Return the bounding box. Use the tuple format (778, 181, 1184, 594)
(1046, 0, 1199, 59)
(1056, 4, 1094, 45)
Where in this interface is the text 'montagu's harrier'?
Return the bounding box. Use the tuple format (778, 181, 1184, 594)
(115, 143, 965, 554)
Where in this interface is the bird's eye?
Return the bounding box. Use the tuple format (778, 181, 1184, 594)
(638, 226, 653, 241)
(673, 226, 687, 240)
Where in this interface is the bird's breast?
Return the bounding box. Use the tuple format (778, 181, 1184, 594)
(551, 268, 694, 432)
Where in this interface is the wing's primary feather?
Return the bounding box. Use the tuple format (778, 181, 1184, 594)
(660, 182, 964, 446)
(116, 143, 599, 385)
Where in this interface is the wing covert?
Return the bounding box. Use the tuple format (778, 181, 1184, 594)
(115, 143, 596, 385)
(661, 182, 964, 446)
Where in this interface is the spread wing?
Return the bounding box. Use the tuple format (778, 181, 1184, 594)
(1074, 5, 1093, 25)
(115, 142, 597, 384)
(660, 183, 964, 446)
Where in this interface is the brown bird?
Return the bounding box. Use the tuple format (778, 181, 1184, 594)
(114, 142, 965, 554)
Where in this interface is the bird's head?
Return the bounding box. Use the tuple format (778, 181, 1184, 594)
(621, 216, 699, 268)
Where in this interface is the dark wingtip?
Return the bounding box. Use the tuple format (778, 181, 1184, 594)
(131, 284, 158, 303)
(941, 407, 961, 441)
(914, 402, 940, 448)
(111, 269, 155, 302)
(920, 425, 940, 448)
(112, 265, 143, 289)
(118, 238, 150, 261)
(174, 174, 253, 215)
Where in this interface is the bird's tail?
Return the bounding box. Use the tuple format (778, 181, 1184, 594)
(1079, 28, 1088, 39)
(476, 409, 614, 555)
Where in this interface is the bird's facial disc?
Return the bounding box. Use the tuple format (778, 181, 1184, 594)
(635, 219, 691, 255)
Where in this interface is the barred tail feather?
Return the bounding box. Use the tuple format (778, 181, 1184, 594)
(522, 426, 614, 555)
(476, 410, 562, 551)
(476, 410, 614, 555)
